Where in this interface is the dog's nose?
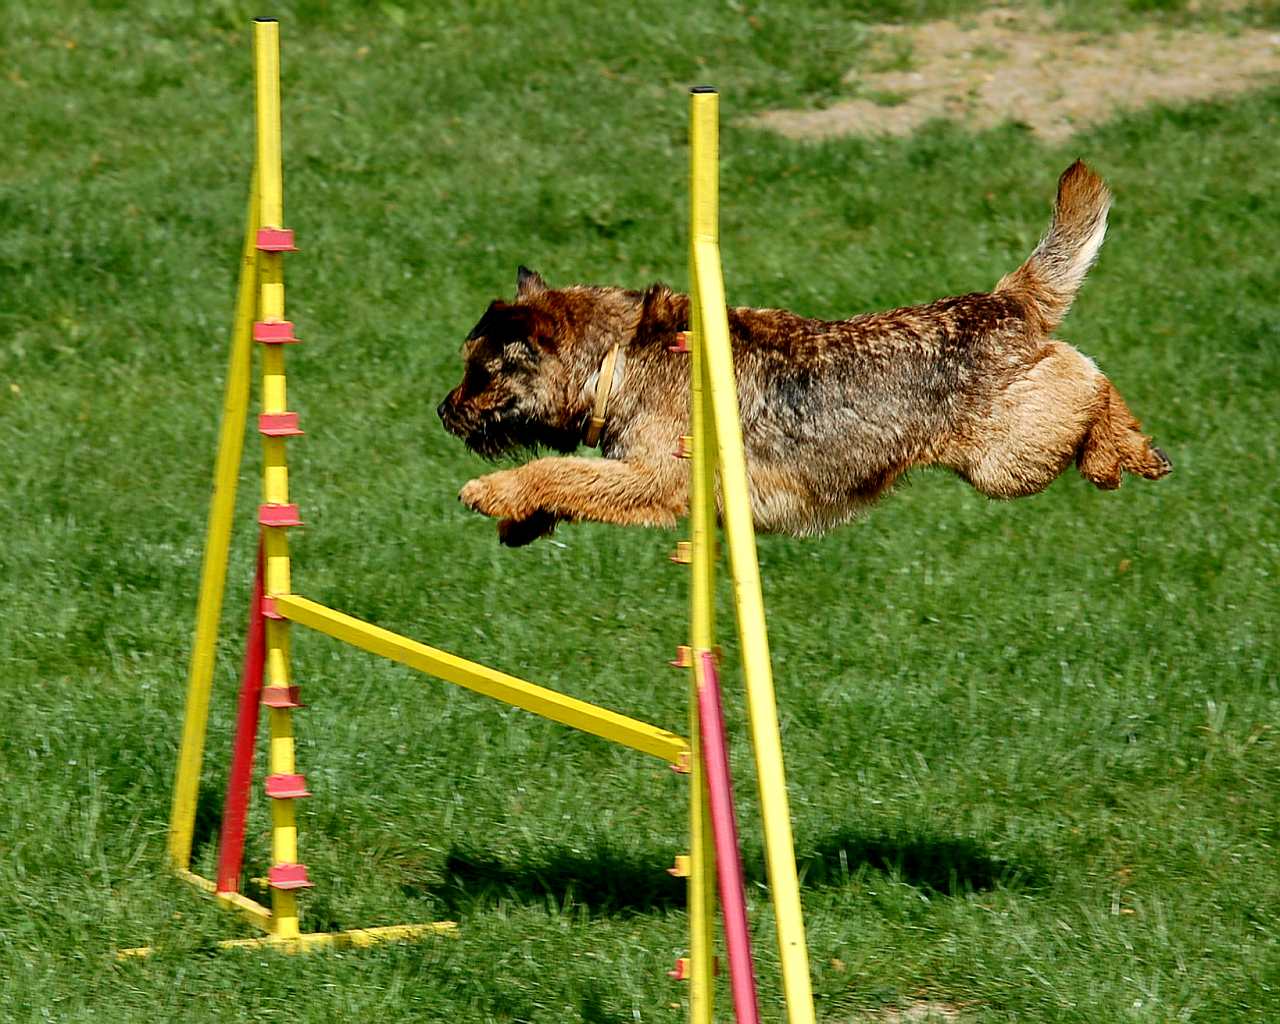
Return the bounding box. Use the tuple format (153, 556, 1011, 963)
(436, 399, 449, 421)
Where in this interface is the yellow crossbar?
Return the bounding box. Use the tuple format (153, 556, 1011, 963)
(273, 595, 690, 765)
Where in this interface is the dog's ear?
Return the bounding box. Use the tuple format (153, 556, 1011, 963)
(636, 282, 686, 342)
(469, 300, 556, 353)
(514, 304, 557, 352)
(466, 300, 504, 341)
(516, 265, 548, 299)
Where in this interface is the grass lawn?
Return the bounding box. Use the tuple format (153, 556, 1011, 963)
(1, 2, 1277, 1021)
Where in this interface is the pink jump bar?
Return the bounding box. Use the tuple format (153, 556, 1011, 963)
(697, 650, 762, 1024)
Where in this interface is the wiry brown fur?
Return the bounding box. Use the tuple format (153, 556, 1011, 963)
(438, 162, 1171, 546)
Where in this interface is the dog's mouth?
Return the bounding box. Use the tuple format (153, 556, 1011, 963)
(439, 402, 531, 460)
(440, 410, 514, 460)
(439, 401, 581, 460)
(461, 420, 526, 460)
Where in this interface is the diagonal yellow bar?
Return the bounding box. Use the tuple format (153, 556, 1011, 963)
(693, 239, 816, 1024)
(273, 595, 690, 765)
(168, 168, 260, 873)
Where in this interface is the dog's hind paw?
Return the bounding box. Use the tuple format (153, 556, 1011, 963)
(1127, 442, 1173, 481)
(1149, 445, 1173, 477)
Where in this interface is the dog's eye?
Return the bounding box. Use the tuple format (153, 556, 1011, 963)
(463, 364, 491, 394)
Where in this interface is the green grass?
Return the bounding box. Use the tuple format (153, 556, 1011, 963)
(1, 2, 1277, 1021)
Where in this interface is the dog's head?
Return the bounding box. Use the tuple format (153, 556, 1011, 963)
(437, 267, 586, 458)
(439, 269, 688, 457)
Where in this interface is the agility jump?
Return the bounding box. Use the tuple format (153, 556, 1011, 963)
(137, 18, 815, 1024)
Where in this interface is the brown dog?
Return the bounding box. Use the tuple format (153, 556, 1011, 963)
(439, 161, 1170, 546)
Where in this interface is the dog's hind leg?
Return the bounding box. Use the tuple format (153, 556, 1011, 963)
(949, 341, 1168, 498)
(1075, 378, 1172, 489)
(949, 342, 1099, 498)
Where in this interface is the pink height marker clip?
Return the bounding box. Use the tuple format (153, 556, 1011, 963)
(697, 650, 762, 1024)
(255, 227, 298, 252)
(252, 320, 300, 344)
(262, 685, 304, 709)
(258, 503, 303, 528)
(267, 863, 313, 891)
(265, 773, 311, 799)
(258, 412, 304, 437)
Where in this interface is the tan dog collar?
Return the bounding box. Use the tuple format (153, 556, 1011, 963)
(584, 344, 622, 447)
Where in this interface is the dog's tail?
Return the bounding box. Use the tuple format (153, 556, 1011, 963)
(996, 160, 1112, 334)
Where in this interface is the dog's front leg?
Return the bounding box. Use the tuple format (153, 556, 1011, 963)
(460, 456, 687, 546)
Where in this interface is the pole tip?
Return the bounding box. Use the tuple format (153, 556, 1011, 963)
(254, 16, 279, 23)
(690, 85, 717, 95)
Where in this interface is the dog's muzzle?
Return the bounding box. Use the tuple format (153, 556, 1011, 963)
(437, 392, 466, 437)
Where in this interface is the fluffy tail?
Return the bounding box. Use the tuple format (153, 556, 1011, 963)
(996, 160, 1112, 333)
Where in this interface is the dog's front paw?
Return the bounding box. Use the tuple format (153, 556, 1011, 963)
(497, 511, 559, 547)
(459, 471, 533, 521)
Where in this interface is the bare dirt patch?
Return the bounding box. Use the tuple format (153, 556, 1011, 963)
(853, 999, 968, 1023)
(758, 7, 1280, 142)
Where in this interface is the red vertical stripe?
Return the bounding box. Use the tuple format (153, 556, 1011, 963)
(215, 537, 267, 894)
(697, 651, 762, 1024)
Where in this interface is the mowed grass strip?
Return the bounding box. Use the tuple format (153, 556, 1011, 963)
(0, 2, 1276, 1022)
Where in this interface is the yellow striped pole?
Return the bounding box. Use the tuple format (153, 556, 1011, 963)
(168, 170, 261, 872)
(153, 17, 454, 960)
(688, 88, 816, 1024)
(684, 85, 723, 1024)
(253, 16, 305, 940)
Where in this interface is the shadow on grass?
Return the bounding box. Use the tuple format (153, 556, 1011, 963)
(437, 828, 1043, 916)
(187, 780, 225, 868)
(795, 828, 1047, 895)
(438, 844, 686, 917)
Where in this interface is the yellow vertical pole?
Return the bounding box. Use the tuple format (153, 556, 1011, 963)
(689, 89, 817, 1024)
(688, 91, 718, 651)
(254, 17, 303, 940)
(684, 85, 720, 1024)
(168, 170, 261, 872)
